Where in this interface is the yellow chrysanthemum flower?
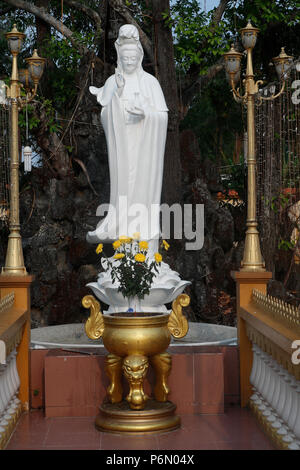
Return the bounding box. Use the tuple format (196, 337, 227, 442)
(114, 253, 125, 260)
(132, 232, 140, 240)
(113, 240, 121, 250)
(162, 240, 170, 251)
(135, 253, 146, 263)
(96, 243, 103, 254)
(119, 235, 132, 244)
(154, 252, 162, 263)
(139, 241, 148, 250)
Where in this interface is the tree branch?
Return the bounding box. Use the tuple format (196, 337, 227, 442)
(64, 0, 102, 32)
(212, 0, 231, 26)
(182, 58, 224, 111)
(108, 0, 154, 63)
(2, 0, 90, 56)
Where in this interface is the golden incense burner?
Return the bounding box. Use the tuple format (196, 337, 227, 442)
(83, 293, 189, 433)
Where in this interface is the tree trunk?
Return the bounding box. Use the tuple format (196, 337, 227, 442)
(35, 0, 51, 52)
(151, 0, 182, 206)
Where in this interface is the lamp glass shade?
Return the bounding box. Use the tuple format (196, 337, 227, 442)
(224, 44, 243, 75)
(225, 57, 241, 73)
(273, 48, 293, 79)
(240, 21, 259, 50)
(19, 69, 33, 89)
(275, 61, 292, 79)
(30, 63, 43, 80)
(25, 50, 46, 82)
(224, 45, 242, 74)
(275, 63, 283, 79)
(226, 70, 240, 85)
(241, 32, 257, 50)
(7, 37, 22, 53)
(5, 25, 25, 54)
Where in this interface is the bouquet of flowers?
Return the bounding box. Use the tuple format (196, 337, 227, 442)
(95, 233, 170, 301)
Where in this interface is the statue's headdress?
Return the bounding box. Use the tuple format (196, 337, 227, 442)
(115, 24, 143, 72)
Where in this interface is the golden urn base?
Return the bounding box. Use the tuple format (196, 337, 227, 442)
(83, 294, 190, 434)
(95, 399, 180, 434)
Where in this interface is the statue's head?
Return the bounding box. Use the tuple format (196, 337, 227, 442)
(115, 25, 143, 74)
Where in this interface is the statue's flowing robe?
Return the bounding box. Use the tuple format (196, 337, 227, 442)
(87, 70, 168, 252)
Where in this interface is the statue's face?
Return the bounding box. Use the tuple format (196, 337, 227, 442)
(119, 46, 140, 74)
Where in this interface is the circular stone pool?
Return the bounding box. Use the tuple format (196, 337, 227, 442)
(30, 321, 237, 349)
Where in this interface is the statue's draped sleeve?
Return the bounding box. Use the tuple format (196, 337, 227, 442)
(90, 76, 117, 107)
(89, 72, 168, 112)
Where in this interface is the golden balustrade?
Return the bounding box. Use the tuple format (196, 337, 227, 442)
(238, 287, 299, 384)
(0, 292, 15, 315)
(252, 289, 300, 335)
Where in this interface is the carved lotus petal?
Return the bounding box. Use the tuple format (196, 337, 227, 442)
(86, 282, 111, 305)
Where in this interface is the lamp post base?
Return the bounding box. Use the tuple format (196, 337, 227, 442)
(240, 230, 266, 272)
(2, 232, 27, 276)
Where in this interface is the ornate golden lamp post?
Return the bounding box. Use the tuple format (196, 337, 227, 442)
(223, 21, 293, 272)
(1, 25, 45, 276)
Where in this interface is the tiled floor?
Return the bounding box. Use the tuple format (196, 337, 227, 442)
(5, 405, 276, 450)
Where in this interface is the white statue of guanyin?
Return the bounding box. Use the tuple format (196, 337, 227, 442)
(87, 24, 190, 313)
(88, 24, 168, 256)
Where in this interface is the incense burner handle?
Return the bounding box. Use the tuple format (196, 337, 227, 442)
(167, 294, 190, 339)
(82, 294, 104, 340)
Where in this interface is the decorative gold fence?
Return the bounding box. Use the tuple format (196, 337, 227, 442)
(0, 276, 33, 450)
(239, 286, 300, 450)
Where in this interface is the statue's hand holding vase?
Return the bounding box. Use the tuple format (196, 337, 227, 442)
(126, 92, 148, 120)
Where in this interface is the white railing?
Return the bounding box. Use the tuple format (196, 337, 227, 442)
(0, 348, 22, 446)
(0, 292, 23, 449)
(250, 343, 300, 450)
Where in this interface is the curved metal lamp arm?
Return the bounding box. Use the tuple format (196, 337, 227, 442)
(258, 80, 286, 103)
(18, 84, 38, 108)
(232, 89, 244, 103)
(25, 84, 38, 104)
(230, 78, 247, 102)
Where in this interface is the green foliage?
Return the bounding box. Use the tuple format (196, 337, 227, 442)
(278, 238, 296, 251)
(1, 0, 299, 175)
(166, 0, 229, 73)
(18, 105, 40, 131)
(227, 0, 300, 31)
(173, 0, 300, 178)
(220, 156, 246, 199)
(42, 99, 62, 134)
(19, 98, 62, 135)
(180, 73, 244, 174)
(262, 193, 292, 214)
(166, 0, 300, 82)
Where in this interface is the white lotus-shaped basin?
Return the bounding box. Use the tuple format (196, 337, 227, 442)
(86, 261, 191, 312)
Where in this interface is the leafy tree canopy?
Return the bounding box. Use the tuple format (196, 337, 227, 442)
(0, 0, 298, 170)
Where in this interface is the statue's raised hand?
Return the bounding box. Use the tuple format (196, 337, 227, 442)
(115, 69, 125, 92)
